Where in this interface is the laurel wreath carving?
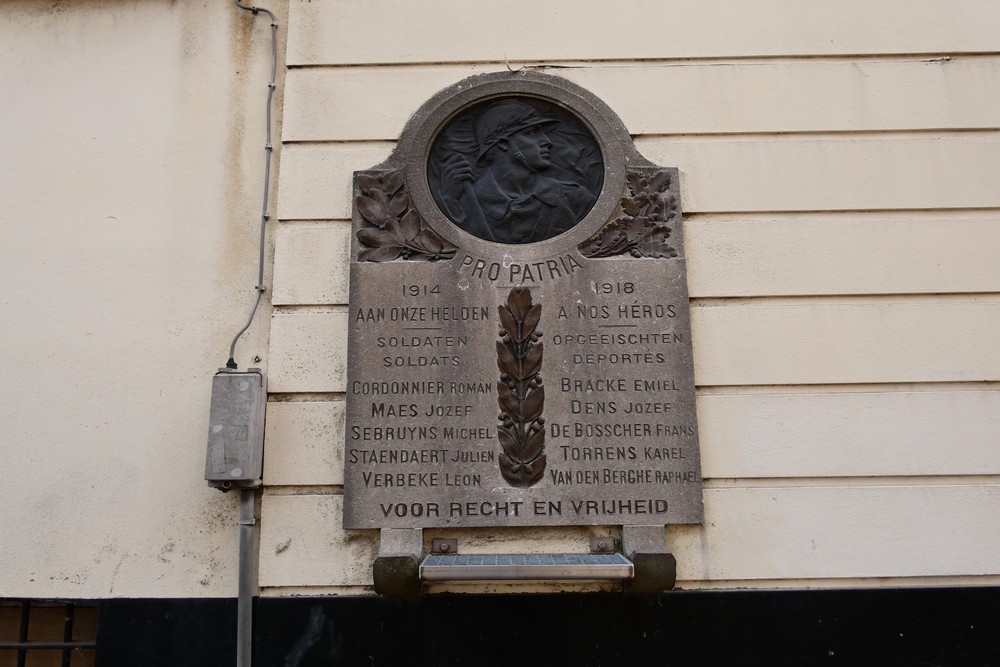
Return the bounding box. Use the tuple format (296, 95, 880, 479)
(577, 170, 679, 259)
(355, 171, 457, 262)
(496, 288, 546, 488)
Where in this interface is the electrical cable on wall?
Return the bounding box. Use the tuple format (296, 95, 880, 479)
(227, 0, 278, 370)
(223, 5, 278, 667)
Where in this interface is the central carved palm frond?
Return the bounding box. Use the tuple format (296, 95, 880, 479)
(496, 288, 546, 488)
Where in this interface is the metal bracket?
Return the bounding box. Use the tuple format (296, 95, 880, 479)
(621, 525, 676, 594)
(430, 538, 458, 555)
(373, 528, 423, 597)
(590, 536, 616, 554)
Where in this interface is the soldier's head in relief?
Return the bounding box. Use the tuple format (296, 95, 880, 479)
(430, 99, 602, 244)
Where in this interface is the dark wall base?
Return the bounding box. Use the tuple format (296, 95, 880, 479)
(97, 587, 1000, 666)
(97, 598, 236, 665)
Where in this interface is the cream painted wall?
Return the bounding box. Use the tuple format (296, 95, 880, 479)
(0, 0, 285, 598)
(3, 0, 999, 601)
(263, 0, 1000, 595)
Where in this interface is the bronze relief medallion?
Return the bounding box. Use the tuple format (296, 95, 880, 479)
(427, 96, 604, 245)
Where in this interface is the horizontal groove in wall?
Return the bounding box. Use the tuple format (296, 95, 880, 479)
(278, 210, 1000, 224)
(693, 293, 1000, 302)
(649, 127, 1000, 141)
(690, 293, 1000, 306)
(282, 128, 1000, 148)
(268, 393, 346, 403)
(698, 381, 1000, 390)
(287, 52, 1000, 71)
(686, 206, 1000, 217)
(272, 304, 348, 314)
(696, 381, 999, 395)
(277, 219, 350, 227)
(287, 52, 1000, 70)
(280, 139, 396, 147)
(277, 209, 1000, 223)
(270, 206, 1000, 222)
(288, 52, 1000, 69)
(263, 485, 343, 496)
(282, 128, 1000, 145)
(687, 208, 1000, 221)
(646, 128, 1000, 143)
(287, 50, 1000, 74)
(675, 575, 1000, 590)
(704, 476, 1000, 489)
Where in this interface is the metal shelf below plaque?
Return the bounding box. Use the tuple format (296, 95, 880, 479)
(419, 553, 634, 582)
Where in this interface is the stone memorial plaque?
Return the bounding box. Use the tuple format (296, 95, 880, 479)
(343, 73, 703, 529)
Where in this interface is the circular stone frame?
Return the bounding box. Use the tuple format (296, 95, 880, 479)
(394, 72, 632, 262)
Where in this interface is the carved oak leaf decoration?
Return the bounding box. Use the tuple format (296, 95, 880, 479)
(636, 222, 678, 259)
(496, 287, 545, 488)
(355, 171, 456, 262)
(626, 170, 671, 201)
(578, 169, 679, 259)
(357, 227, 404, 262)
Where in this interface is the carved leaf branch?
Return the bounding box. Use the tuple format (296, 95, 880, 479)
(577, 169, 679, 259)
(355, 171, 457, 262)
(496, 288, 546, 488)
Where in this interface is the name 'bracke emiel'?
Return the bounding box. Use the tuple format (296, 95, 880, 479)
(343, 72, 704, 529)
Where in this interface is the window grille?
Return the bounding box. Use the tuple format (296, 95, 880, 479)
(0, 601, 96, 667)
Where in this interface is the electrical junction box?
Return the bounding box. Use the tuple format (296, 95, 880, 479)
(205, 368, 266, 490)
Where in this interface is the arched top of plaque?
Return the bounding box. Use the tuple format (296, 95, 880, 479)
(359, 71, 667, 263)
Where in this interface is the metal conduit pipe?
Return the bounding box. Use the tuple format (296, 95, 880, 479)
(228, 2, 278, 666)
(237, 488, 259, 667)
